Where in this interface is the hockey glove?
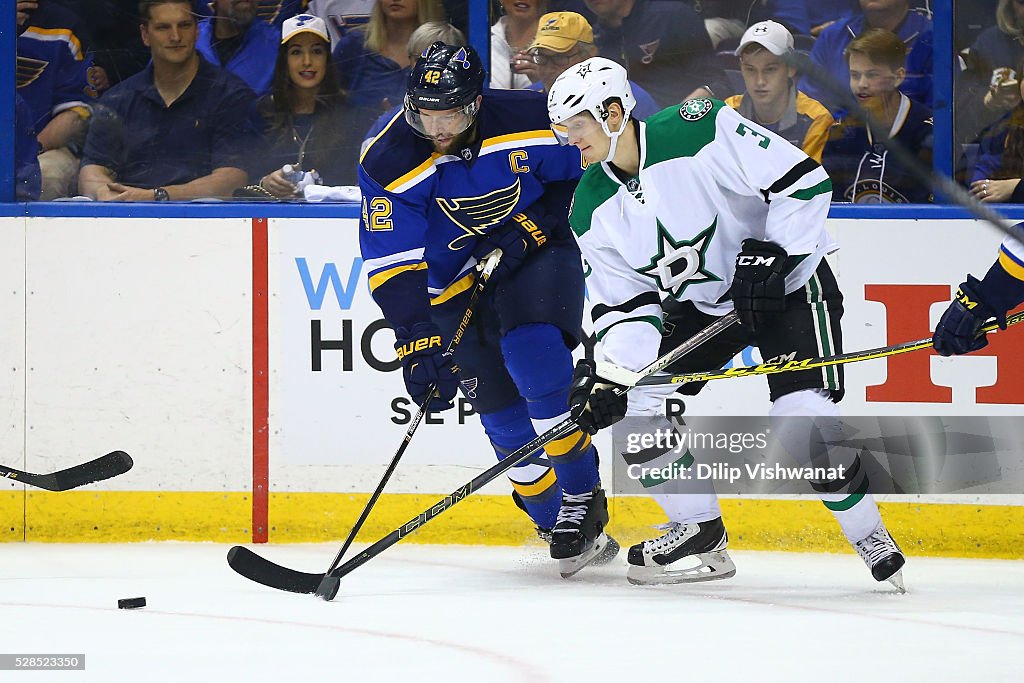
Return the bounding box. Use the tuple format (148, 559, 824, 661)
(481, 210, 550, 282)
(731, 239, 789, 334)
(394, 322, 460, 410)
(568, 359, 629, 435)
(933, 275, 1007, 356)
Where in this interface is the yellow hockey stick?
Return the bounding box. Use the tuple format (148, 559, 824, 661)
(633, 311, 1024, 388)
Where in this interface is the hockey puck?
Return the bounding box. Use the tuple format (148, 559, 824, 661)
(117, 597, 146, 609)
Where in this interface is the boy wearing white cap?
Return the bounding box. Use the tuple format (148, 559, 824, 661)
(726, 20, 834, 162)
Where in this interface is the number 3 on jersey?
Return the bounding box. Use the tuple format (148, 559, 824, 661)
(735, 122, 771, 149)
(362, 196, 394, 231)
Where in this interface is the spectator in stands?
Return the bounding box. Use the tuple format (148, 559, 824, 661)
(192, 0, 305, 27)
(583, 0, 730, 107)
(800, 0, 933, 112)
(253, 14, 360, 195)
(808, 0, 859, 37)
(969, 59, 1024, 204)
(16, 0, 96, 200)
(79, 0, 258, 201)
(682, 1, 811, 47)
(362, 20, 466, 143)
(332, 0, 443, 115)
(822, 28, 933, 203)
(493, 0, 546, 89)
(15, 93, 42, 202)
(965, 1, 1024, 125)
(196, 0, 280, 96)
(726, 20, 834, 161)
(307, 0, 374, 45)
(519, 11, 659, 118)
(68, 0, 152, 92)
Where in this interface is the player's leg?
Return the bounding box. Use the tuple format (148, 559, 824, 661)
(762, 260, 905, 589)
(433, 293, 562, 536)
(495, 241, 616, 576)
(624, 299, 749, 585)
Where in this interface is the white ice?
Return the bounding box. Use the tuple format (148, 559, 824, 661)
(1, 542, 1022, 682)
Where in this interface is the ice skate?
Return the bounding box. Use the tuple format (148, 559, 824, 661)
(626, 517, 736, 586)
(549, 485, 618, 577)
(854, 523, 906, 593)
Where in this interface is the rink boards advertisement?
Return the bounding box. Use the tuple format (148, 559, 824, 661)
(1, 212, 1023, 549)
(271, 216, 1024, 471)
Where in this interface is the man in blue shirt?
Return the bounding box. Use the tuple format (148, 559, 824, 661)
(800, 0, 933, 113)
(16, 93, 42, 201)
(79, 0, 258, 201)
(196, 0, 280, 95)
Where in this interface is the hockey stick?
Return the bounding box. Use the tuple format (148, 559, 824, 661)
(309, 251, 501, 596)
(226, 312, 739, 598)
(0, 451, 133, 491)
(227, 251, 501, 594)
(631, 310, 1024, 387)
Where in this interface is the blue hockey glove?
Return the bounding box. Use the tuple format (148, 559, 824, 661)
(569, 359, 628, 435)
(731, 239, 789, 334)
(933, 275, 1007, 356)
(394, 322, 459, 410)
(481, 210, 550, 281)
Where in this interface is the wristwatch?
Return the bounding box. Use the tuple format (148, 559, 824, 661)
(153, 187, 170, 202)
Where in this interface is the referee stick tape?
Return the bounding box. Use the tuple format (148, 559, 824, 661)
(629, 310, 1024, 388)
(226, 312, 738, 599)
(311, 250, 502, 596)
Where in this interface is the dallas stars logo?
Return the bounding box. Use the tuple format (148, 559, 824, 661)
(679, 98, 713, 121)
(637, 218, 721, 298)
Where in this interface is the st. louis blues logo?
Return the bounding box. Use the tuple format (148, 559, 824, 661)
(437, 179, 522, 250)
(292, 13, 316, 26)
(460, 377, 479, 399)
(452, 47, 471, 69)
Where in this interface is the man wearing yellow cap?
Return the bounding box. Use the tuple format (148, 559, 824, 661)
(521, 12, 659, 119)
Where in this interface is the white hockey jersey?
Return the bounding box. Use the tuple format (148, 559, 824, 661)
(569, 99, 834, 373)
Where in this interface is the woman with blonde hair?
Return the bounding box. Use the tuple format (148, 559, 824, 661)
(332, 0, 443, 116)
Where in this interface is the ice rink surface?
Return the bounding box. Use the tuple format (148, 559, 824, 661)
(1, 542, 1021, 682)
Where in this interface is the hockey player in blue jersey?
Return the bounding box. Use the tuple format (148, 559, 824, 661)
(358, 42, 617, 575)
(934, 225, 1024, 356)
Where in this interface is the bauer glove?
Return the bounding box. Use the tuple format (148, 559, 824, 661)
(731, 239, 789, 334)
(394, 322, 459, 410)
(479, 210, 550, 282)
(933, 275, 1007, 356)
(568, 359, 628, 435)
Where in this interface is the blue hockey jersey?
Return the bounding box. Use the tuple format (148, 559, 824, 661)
(16, 2, 95, 130)
(358, 89, 586, 329)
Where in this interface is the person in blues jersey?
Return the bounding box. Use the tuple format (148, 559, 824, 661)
(358, 43, 617, 576)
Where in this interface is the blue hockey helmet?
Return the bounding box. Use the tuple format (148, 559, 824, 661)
(405, 42, 485, 139)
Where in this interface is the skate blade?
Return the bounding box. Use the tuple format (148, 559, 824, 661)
(558, 532, 612, 578)
(886, 569, 906, 594)
(627, 550, 737, 586)
(590, 535, 620, 567)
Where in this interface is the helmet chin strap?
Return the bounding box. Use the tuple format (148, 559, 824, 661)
(600, 115, 628, 162)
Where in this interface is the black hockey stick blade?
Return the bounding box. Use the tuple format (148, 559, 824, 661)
(226, 546, 325, 594)
(0, 450, 133, 491)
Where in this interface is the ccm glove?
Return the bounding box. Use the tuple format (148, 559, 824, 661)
(394, 322, 459, 410)
(731, 239, 789, 334)
(933, 275, 1007, 356)
(568, 359, 628, 435)
(481, 211, 550, 281)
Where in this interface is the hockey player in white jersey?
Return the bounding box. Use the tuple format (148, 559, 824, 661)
(547, 57, 906, 589)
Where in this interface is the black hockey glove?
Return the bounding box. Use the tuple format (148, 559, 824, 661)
(568, 359, 629, 435)
(731, 239, 789, 334)
(481, 210, 550, 282)
(933, 275, 1007, 356)
(394, 322, 459, 410)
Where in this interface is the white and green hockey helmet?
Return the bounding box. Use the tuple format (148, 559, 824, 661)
(547, 57, 635, 156)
